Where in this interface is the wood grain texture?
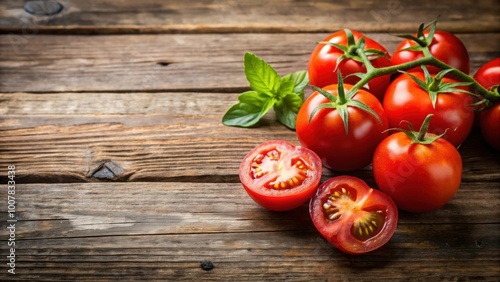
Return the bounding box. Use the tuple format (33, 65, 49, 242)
(0, 33, 499, 93)
(0, 182, 498, 281)
(0, 93, 499, 183)
(0, 0, 499, 34)
(1, 0, 499, 280)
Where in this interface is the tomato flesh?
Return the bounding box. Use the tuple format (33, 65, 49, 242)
(239, 140, 322, 211)
(309, 176, 398, 254)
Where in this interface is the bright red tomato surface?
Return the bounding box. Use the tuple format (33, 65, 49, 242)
(296, 84, 388, 171)
(308, 30, 392, 100)
(373, 131, 463, 213)
(309, 176, 398, 254)
(479, 103, 500, 151)
(474, 57, 500, 151)
(392, 30, 470, 74)
(239, 140, 322, 211)
(383, 72, 475, 147)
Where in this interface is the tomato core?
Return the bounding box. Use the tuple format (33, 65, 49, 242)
(250, 148, 311, 190)
(321, 185, 385, 241)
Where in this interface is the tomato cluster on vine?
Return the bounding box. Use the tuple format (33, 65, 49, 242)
(230, 21, 499, 255)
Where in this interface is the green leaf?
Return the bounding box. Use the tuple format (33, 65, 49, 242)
(222, 102, 264, 127)
(238, 91, 269, 105)
(244, 52, 281, 96)
(274, 93, 303, 129)
(222, 91, 274, 127)
(282, 70, 309, 99)
(278, 79, 295, 97)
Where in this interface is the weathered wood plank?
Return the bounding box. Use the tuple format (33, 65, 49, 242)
(1, 33, 498, 93)
(0, 101, 499, 183)
(0, 182, 498, 280)
(0, 182, 498, 238)
(1, 92, 499, 183)
(0, 0, 499, 34)
(2, 226, 499, 281)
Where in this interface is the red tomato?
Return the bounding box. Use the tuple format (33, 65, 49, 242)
(309, 176, 398, 254)
(373, 131, 463, 213)
(479, 103, 500, 151)
(296, 84, 388, 171)
(392, 30, 470, 74)
(308, 30, 392, 100)
(239, 140, 322, 211)
(474, 58, 500, 90)
(383, 72, 475, 147)
(474, 58, 500, 150)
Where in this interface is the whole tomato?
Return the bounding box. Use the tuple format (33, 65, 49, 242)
(383, 71, 475, 147)
(372, 116, 463, 213)
(392, 30, 470, 74)
(296, 84, 388, 171)
(474, 58, 500, 150)
(308, 29, 392, 100)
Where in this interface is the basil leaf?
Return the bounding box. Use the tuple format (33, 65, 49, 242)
(222, 102, 262, 127)
(222, 91, 275, 127)
(274, 93, 303, 130)
(244, 52, 281, 97)
(282, 70, 309, 100)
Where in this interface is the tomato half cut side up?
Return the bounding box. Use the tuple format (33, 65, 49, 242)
(309, 176, 398, 254)
(239, 140, 322, 211)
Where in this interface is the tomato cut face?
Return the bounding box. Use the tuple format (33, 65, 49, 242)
(239, 140, 322, 211)
(309, 176, 398, 254)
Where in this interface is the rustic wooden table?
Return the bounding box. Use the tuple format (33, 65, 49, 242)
(1, 0, 499, 281)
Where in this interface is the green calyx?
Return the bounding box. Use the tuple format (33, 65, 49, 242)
(396, 20, 437, 51)
(402, 66, 474, 108)
(399, 114, 445, 145)
(309, 71, 382, 135)
(318, 29, 387, 68)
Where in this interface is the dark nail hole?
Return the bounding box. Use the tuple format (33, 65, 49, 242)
(24, 0, 64, 16)
(200, 260, 214, 271)
(474, 240, 483, 248)
(157, 61, 171, 67)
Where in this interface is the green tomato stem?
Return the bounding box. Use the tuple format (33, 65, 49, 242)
(352, 47, 499, 101)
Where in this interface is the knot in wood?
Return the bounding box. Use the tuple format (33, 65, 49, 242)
(24, 0, 64, 16)
(89, 160, 125, 181)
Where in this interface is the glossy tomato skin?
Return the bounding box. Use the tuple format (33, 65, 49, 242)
(474, 58, 500, 151)
(474, 58, 500, 90)
(392, 30, 470, 74)
(480, 103, 500, 151)
(383, 72, 474, 147)
(296, 84, 388, 171)
(308, 30, 392, 100)
(239, 140, 322, 211)
(309, 176, 398, 254)
(373, 132, 462, 213)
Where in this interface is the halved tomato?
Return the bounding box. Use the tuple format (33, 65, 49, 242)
(239, 140, 322, 211)
(309, 176, 398, 254)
